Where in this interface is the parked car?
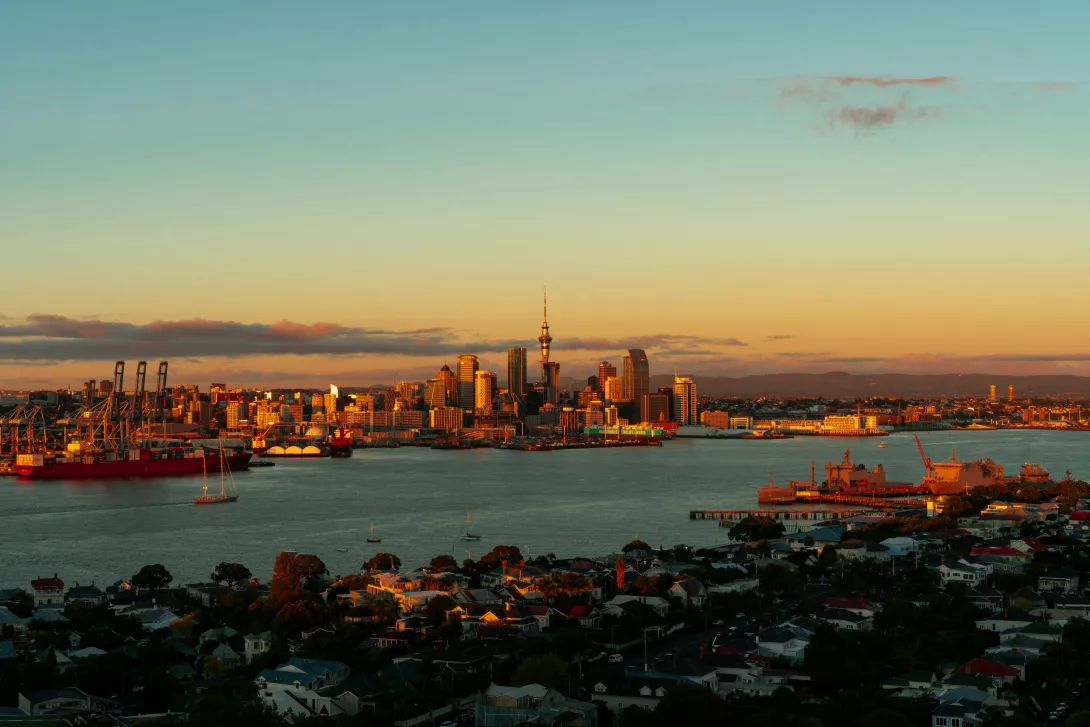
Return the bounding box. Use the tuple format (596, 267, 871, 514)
(439, 722, 458, 727)
(609, 654, 623, 663)
(735, 612, 746, 618)
(712, 619, 724, 626)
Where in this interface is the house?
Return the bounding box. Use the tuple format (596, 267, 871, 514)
(212, 643, 242, 671)
(786, 526, 846, 552)
(1034, 593, 1090, 621)
(185, 582, 230, 607)
(668, 578, 707, 608)
(452, 588, 502, 606)
(477, 682, 597, 727)
(932, 696, 986, 727)
(17, 687, 116, 716)
(975, 610, 1036, 633)
(199, 626, 241, 646)
(824, 596, 877, 618)
(822, 608, 873, 631)
(591, 676, 677, 714)
(257, 658, 350, 691)
(881, 536, 920, 556)
(1003, 621, 1064, 643)
(30, 575, 64, 607)
(1038, 567, 1079, 594)
(938, 560, 992, 588)
(554, 604, 602, 628)
(0, 606, 29, 637)
(604, 596, 670, 618)
(754, 626, 809, 664)
(837, 540, 891, 562)
(956, 657, 1021, 684)
(65, 583, 105, 607)
(318, 661, 423, 717)
(69, 647, 108, 661)
(133, 607, 179, 632)
(244, 631, 273, 665)
(963, 587, 1004, 614)
(394, 590, 448, 614)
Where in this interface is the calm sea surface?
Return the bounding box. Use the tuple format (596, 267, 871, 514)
(2, 431, 1088, 588)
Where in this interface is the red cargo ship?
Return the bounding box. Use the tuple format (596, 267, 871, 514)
(328, 427, 352, 458)
(15, 447, 252, 480)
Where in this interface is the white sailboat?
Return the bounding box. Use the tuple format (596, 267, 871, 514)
(367, 520, 382, 543)
(194, 441, 239, 504)
(459, 511, 482, 541)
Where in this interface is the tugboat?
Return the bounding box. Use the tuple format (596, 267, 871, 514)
(329, 427, 353, 458)
(194, 443, 239, 505)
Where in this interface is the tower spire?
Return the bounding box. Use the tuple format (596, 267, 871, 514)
(538, 286, 552, 364)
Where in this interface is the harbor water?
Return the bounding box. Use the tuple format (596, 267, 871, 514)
(1, 430, 1088, 587)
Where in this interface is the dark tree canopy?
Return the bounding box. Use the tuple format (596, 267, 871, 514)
(729, 516, 786, 542)
(211, 562, 252, 585)
(429, 554, 457, 571)
(512, 653, 569, 694)
(366, 552, 401, 571)
(481, 545, 523, 564)
(132, 564, 173, 592)
(622, 539, 650, 553)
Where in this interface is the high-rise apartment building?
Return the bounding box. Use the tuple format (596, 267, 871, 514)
(989, 384, 997, 403)
(396, 381, 418, 404)
(475, 370, 497, 413)
(507, 347, 527, 399)
(623, 349, 650, 405)
(424, 378, 447, 408)
(1008, 384, 1015, 402)
(673, 375, 697, 425)
(457, 354, 479, 410)
(310, 393, 324, 412)
(603, 375, 623, 403)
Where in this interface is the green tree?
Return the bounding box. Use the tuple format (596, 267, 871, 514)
(512, 653, 569, 694)
(426, 595, 456, 621)
(652, 682, 731, 724)
(211, 562, 252, 585)
(132, 564, 173, 592)
(622, 539, 650, 553)
(366, 552, 402, 571)
(481, 545, 523, 564)
(729, 516, 785, 542)
(201, 654, 223, 679)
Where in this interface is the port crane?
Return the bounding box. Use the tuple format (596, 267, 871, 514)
(913, 433, 933, 479)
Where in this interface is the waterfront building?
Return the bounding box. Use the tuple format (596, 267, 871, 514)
(603, 375, 623, 403)
(673, 375, 697, 425)
(475, 371, 497, 414)
(507, 347, 528, 399)
(640, 392, 669, 423)
(430, 407, 465, 431)
(423, 378, 447, 408)
(604, 405, 619, 427)
(622, 349, 649, 404)
(457, 355, 479, 410)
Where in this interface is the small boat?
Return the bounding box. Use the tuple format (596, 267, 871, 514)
(459, 511, 482, 541)
(336, 548, 349, 553)
(194, 441, 239, 504)
(366, 520, 381, 543)
(877, 442, 888, 449)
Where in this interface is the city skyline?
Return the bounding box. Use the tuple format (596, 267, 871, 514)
(2, 3, 1090, 387)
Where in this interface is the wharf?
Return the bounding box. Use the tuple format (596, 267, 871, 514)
(690, 508, 870, 523)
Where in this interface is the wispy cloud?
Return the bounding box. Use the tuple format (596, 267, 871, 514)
(827, 75, 955, 88)
(1031, 81, 1080, 92)
(0, 315, 747, 362)
(834, 100, 937, 132)
(765, 334, 796, 341)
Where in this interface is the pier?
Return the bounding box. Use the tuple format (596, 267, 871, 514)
(689, 508, 870, 522)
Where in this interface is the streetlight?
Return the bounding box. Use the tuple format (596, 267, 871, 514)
(413, 702, 433, 726)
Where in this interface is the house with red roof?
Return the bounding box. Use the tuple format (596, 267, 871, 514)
(29, 575, 64, 608)
(956, 657, 1022, 683)
(824, 596, 877, 618)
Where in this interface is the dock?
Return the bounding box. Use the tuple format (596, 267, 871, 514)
(690, 497, 927, 523)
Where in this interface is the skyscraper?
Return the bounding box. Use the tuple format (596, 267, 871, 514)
(474, 370, 497, 413)
(597, 361, 616, 392)
(424, 378, 447, 408)
(456, 355, 479, 410)
(989, 384, 997, 402)
(507, 347, 527, 399)
(543, 362, 560, 406)
(673, 375, 697, 425)
(623, 349, 650, 405)
(437, 365, 456, 403)
(603, 375, 623, 403)
(1008, 384, 1015, 402)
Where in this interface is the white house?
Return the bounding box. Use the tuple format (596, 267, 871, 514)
(938, 560, 992, 588)
(668, 579, 707, 608)
(29, 576, 64, 607)
(881, 537, 919, 557)
(244, 631, 273, 665)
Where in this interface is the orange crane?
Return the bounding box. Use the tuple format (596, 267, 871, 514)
(913, 433, 933, 479)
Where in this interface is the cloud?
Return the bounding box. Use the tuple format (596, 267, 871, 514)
(1031, 81, 1080, 92)
(0, 315, 747, 363)
(765, 334, 796, 341)
(833, 100, 937, 131)
(827, 75, 955, 88)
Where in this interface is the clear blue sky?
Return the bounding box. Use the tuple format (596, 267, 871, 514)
(1, 2, 1088, 386)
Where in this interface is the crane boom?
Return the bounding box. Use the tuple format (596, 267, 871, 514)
(913, 433, 932, 478)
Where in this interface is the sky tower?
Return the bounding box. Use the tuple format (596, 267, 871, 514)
(538, 288, 552, 365)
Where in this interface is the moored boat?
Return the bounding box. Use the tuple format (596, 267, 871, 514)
(15, 447, 251, 480)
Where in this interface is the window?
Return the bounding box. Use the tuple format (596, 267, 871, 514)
(935, 718, 948, 726)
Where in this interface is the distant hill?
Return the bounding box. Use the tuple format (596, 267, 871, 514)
(649, 372, 1090, 399)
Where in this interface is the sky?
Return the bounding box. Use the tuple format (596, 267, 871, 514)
(1, 2, 1088, 388)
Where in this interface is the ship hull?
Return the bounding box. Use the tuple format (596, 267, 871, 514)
(16, 452, 252, 480)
